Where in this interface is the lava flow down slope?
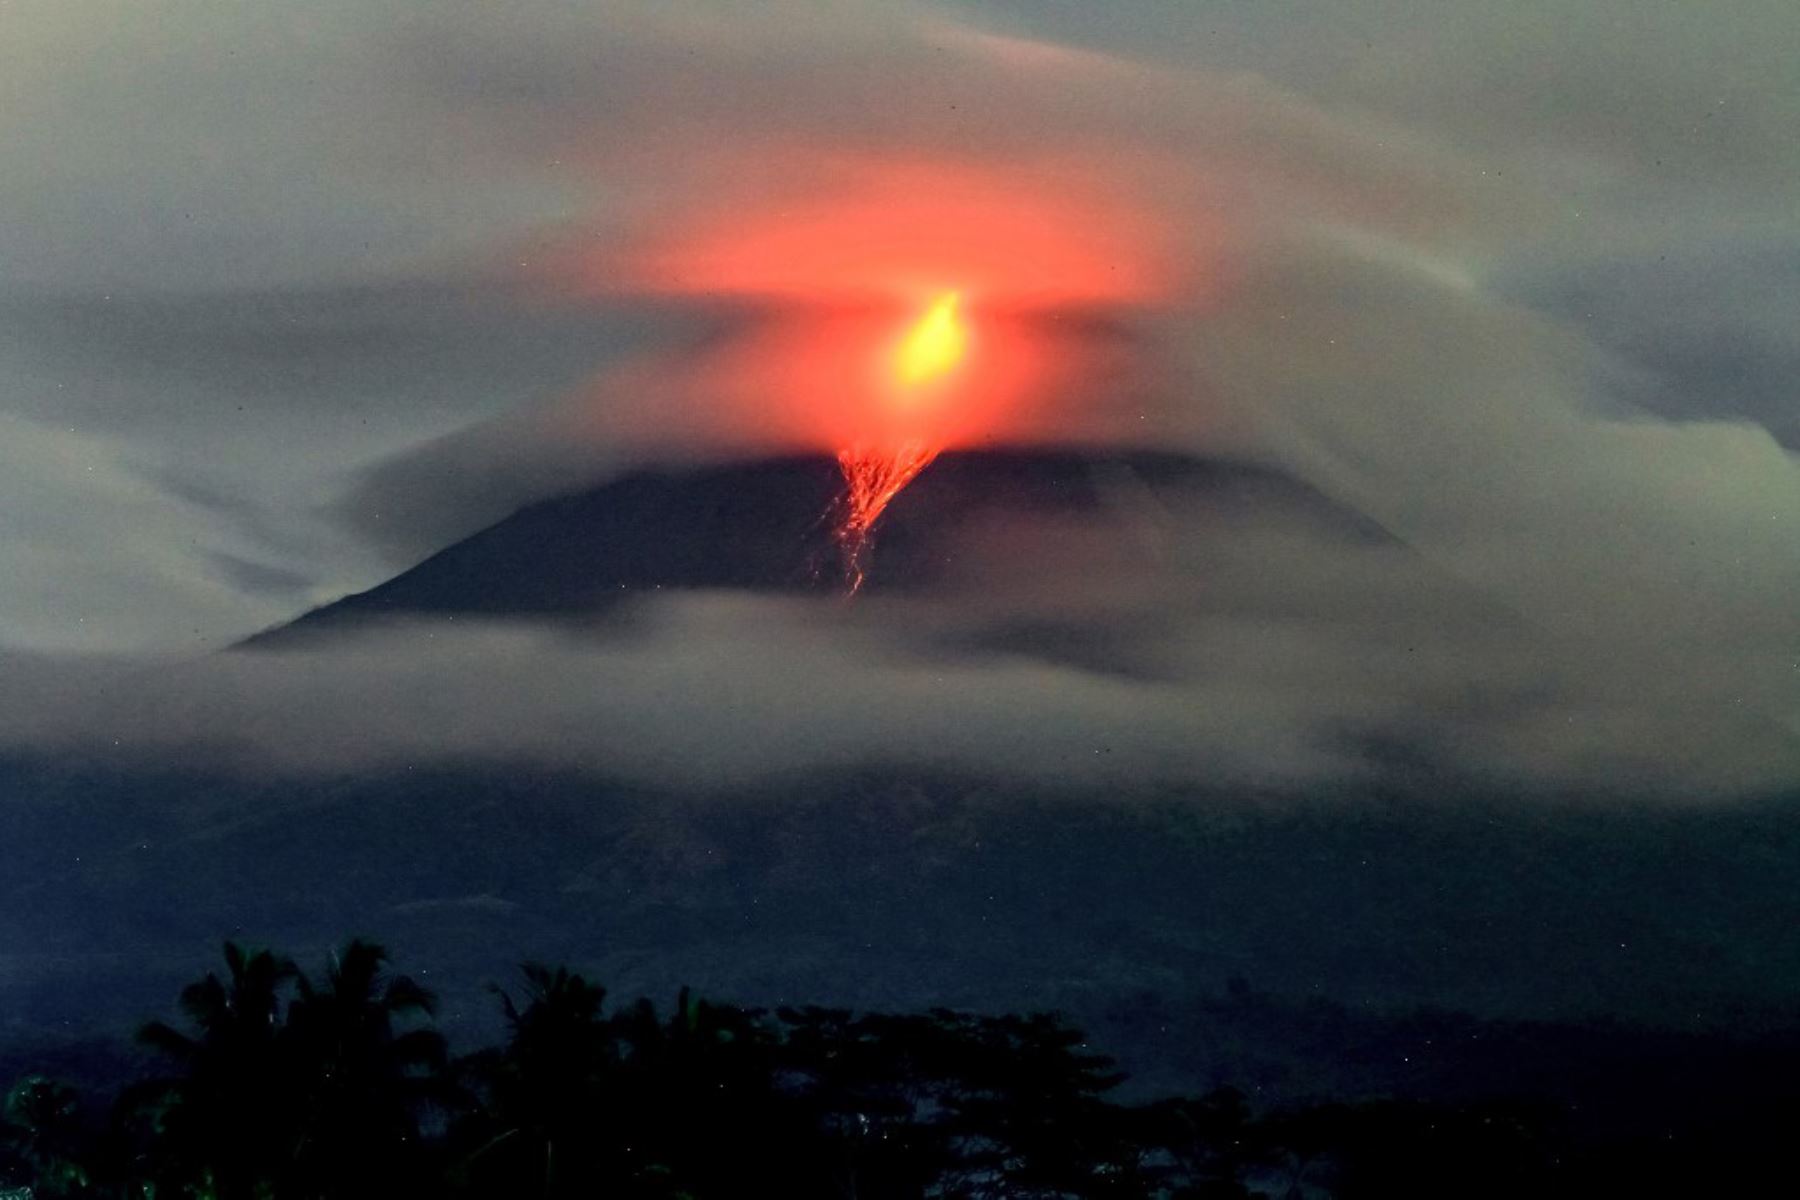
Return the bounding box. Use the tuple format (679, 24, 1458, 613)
(245, 446, 1391, 648)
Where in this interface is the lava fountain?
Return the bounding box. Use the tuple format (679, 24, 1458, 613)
(834, 292, 968, 592)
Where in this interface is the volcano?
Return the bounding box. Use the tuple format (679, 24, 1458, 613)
(246, 446, 1388, 647)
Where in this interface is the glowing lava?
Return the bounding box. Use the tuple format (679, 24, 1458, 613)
(835, 440, 938, 592)
(834, 291, 969, 592)
(894, 292, 967, 388)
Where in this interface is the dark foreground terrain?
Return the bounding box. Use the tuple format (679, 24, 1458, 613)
(5, 937, 1798, 1198)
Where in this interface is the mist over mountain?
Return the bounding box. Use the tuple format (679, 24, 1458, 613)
(247, 447, 1389, 647)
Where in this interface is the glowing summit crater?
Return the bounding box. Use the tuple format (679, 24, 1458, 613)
(893, 292, 967, 389)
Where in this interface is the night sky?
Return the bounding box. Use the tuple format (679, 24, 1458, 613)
(3, 0, 1799, 1078)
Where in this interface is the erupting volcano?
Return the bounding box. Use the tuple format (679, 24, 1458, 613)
(833, 292, 969, 591)
(554, 161, 1186, 592)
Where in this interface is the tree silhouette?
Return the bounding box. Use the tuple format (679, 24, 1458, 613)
(1, 1076, 90, 1197)
(121, 940, 445, 1200)
(929, 1010, 1140, 1199)
(8, 936, 1738, 1198)
(607, 987, 811, 1197)
(777, 1007, 954, 1198)
(451, 963, 618, 1197)
(131, 942, 301, 1199)
(1140, 1087, 1269, 1199)
(284, 939, 447, 1198)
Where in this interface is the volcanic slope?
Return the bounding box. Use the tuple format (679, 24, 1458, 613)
(246, 447, 1393, 646)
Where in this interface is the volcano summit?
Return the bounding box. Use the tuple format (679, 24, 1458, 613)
(247, 447, 1388, 648)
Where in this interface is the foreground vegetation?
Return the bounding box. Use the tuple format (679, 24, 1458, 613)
(0, 940, 1788, 1198)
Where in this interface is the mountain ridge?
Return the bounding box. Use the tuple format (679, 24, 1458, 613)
(245, 445, 1391, 648)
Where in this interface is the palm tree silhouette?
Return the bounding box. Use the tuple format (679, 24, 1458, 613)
(133, 942, 300, 1199)
(454, 963, 616, 1198)
(285, 939, 447, 1197)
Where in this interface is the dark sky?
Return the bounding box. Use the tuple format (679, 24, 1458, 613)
(0, 0, 1795, 799)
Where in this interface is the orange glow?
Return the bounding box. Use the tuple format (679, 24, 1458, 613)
(594, 160, 1176, 308)
(567, 298, 1132, 462)
(546, 156, 1194, 590)
(549, 157, 1187, 458)
(625, 299, 1042, 452)
(831, 294, 973, 592)
(894, 292, 967, 389)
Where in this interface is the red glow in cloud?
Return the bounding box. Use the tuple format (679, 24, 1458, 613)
(558, 157, 1186, 587)
(618, 161, 1174, 308)
(590, 296, 1073, 456)
(570, 159, 1180, 447)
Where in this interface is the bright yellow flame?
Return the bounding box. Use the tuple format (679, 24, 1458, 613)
(893, 292, 967, 388)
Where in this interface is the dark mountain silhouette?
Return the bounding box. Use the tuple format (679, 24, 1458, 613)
(244, 446, 1389, 646)
(6, 751, 1799, 1100)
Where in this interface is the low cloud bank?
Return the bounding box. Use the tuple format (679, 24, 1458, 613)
(3, 500, 1791, 798)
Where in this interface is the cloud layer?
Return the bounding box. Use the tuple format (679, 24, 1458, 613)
(2, 493, 1793, 799)
(0, 0, 1794, 792)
